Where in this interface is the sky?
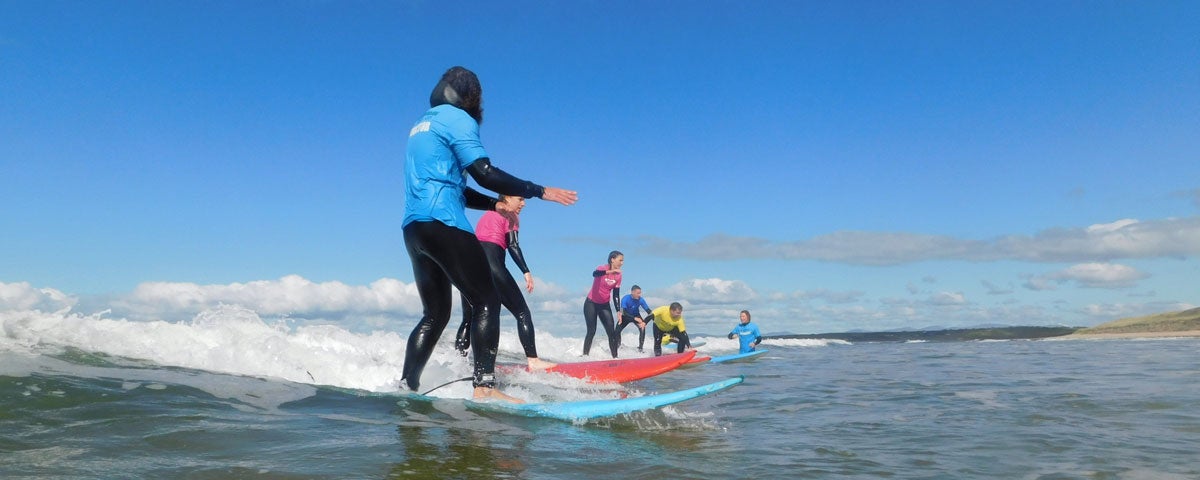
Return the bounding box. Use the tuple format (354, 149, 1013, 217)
(2, 1, 1198, 337)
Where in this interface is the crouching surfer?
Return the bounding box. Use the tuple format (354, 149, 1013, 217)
(649, 302, 692, 357)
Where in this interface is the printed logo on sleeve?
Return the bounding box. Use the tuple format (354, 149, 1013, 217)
(409, 121, 431, 137)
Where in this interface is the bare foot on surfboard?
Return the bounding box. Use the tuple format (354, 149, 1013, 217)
(526, 357, 557, 371)
(474, 386, 525, 403)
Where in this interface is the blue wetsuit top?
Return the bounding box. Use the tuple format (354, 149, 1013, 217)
(728, 322, 762, 353)
(402, 104, 489, 232)
(620, 294, 652, 317)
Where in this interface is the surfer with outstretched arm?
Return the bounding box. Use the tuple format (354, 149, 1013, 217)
(582, 251, 623, 358)
(400, 66, 577, 402)
(728, 310, 762, 353)
(454, 194, 555, 371)
(650, 302, 692, 357)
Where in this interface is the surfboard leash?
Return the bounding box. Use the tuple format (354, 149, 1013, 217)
(421, 376, 473, 395)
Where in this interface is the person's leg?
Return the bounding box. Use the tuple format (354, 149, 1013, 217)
(403, 221, 510, 399)
(582, 300, 598, 356)
(493, 266, 541, 361)
(455, 292, 472, 355)
(652, 323, 665, 357)
(598, 307, 619, 358)
(674, 330, 691, 354)
(400, 223, 455, 391)
(615, 313, 633, 349)
(637, 321, 647, 352)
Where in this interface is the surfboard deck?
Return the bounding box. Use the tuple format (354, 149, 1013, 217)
(665, 338, 707, 348)
(708, 349, 767, 364)
(497, 350, 697, 383)
(320, 375, 743, 421)
(465, 375, 743, 421)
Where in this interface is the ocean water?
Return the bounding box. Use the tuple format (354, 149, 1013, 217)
(2, 308, 1198, 479)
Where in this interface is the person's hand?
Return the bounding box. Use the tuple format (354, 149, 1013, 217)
(636, 319, 645, 330)
(540, 186, 577, 206)
(524, 272, 534, 293)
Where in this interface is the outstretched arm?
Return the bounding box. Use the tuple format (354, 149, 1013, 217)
(466, 158, 578, 206)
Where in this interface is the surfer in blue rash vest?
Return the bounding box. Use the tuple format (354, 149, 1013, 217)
(727, 310, 762, 353)
(400, 66, 577, 402)
(615, 285, 653, 353)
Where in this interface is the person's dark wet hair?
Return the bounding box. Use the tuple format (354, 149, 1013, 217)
(607, 250, 623, 267)
(430, 66, 484, 124)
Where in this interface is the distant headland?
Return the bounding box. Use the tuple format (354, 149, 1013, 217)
(765, 307, 1200, 343)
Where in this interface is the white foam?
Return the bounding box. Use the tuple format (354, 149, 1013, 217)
(1, 304, 832, 402)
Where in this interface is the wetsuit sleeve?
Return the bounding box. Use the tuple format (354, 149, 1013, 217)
(593, 269, 606, 277)
(463, 187, 498, 211)
(640, 299, 652, 315)
(611, 288, 621, 314)
(505, 230, 530, 274)
(465, 158, 546, 199)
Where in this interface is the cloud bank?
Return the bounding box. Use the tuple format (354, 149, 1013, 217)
(631, 217, 1200, 265)
(111, 275, 424, 326)
(0, 282, 76, 312)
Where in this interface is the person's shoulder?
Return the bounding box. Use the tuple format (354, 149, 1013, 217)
(429, 104, 477, 129)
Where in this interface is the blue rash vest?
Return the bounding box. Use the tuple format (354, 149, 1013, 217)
(402, 104, 489, 232)
(729, 322, 762, 353)
(620, 294, 652, 317)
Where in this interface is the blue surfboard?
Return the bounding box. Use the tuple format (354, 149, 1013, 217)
(708, 349, 767, 364)
(466, 376, 743, 421)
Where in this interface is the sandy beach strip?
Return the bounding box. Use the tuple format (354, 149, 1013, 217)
(1061, 330, 1200, 340)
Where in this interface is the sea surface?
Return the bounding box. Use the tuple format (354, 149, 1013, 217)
(2, 308, 1198, 479)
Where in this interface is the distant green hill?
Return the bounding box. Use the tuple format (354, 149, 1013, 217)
(1074, 307, 1200, 335)
(772, 326, 1078, 343)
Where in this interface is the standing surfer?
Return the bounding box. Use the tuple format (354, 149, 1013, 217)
(400, 66, 576, 401)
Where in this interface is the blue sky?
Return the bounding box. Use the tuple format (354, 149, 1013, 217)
(2, 1, 1198, 336)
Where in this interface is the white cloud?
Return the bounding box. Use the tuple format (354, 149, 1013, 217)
(631, 217, 1200, 265)
(1022, 274, 1057, 292)
(1040, 263, 1149, 289)
(113, 275, 424, 322)
(982, 280, 1014, 295)
(0, 282, 76, 312)
(928, 291, 967, 306)
(657, 278, 757, 305)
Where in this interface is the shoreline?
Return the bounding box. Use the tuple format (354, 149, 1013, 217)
(1060, 330, 1200, 340)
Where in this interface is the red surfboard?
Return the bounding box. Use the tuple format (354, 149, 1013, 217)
(497, 350, 698, 383)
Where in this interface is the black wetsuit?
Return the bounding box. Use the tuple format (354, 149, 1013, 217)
(455, 228, 538, 359)
(650, 313, 691, 357)
(400, 158, 545, 391)
(582, 267, 621, 358)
